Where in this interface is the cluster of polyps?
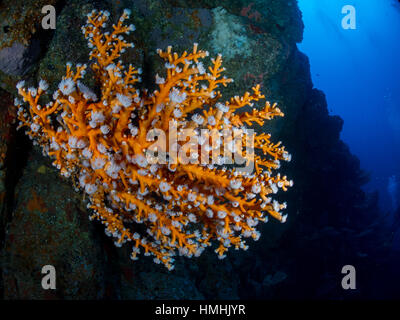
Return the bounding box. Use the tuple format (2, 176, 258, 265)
(14, 9, 293, 270)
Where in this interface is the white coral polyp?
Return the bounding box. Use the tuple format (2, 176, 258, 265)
(116, 93, 132, 107)
(169, 88, 187, 103)
(58, 78, 75, 95)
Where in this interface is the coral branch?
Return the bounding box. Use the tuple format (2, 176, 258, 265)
(14, 9, 293, 270)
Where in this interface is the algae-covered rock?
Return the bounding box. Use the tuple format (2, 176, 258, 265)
(1, 149, 107, 299)
(0, 0, 61, 91)
(0, 0, 58, 49)
(0, 89, 15, 222)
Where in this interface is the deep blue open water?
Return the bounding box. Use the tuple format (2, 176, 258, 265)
(298, 0, 400, 214)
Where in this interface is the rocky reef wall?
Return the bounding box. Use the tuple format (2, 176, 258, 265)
(0, 0, 387, 299)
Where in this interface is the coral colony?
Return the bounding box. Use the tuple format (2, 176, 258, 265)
(14, 9, 293, 270)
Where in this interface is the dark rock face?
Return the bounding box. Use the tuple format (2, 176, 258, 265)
(0, 0, 389, 299)
(0, 41, 41, 77)
(2, 151, 109, 299)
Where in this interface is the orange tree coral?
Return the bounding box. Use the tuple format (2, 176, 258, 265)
(14, 9, 293, 270)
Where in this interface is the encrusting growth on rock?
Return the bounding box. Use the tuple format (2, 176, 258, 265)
(14, 9, 293, 270)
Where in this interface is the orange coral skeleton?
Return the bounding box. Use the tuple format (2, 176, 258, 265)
(14, 9, 293, 270)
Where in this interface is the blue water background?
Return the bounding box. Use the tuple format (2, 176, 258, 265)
(297, 0, 400, 213)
